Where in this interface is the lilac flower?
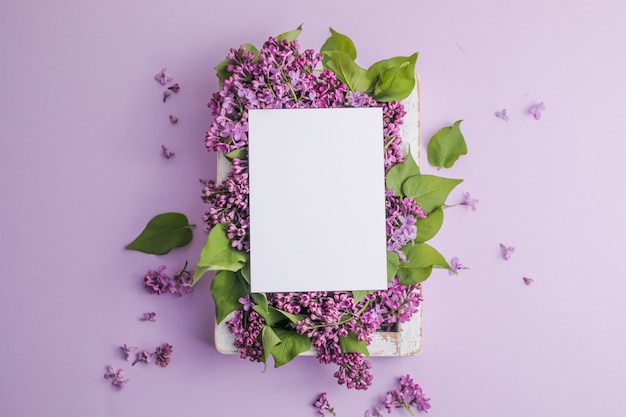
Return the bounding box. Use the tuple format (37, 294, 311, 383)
(313, 393, 336, 416)
(120, 344, 137, 361)
(132, 350, 152, 366)
(523, 277, 534, 286)
(448, 256, 468, 275)
(238, 294, 254, 311)
(167, 83, 180, 93)
(460, 192, 479, 211)
(140, 312, 156, 322)
(383, 375, 431, 414)
(154, 68, 173, 85)
(153, 343, 173, 367)
(104, 366, 129, 388)
(144, 265, 170, 294)
(161, 145, 174, 159)
(529, 101, 545, 120)
(364, 407, 384, 417)
(500, 243, 515, 260)
(495, 109, 509, 121)
(169, 115, 179, 124)
(169, 262, 194, 296)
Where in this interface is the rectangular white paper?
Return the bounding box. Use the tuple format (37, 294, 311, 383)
(247, 107, 387, 293)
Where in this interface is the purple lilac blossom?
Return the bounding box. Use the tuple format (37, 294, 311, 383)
(140, 312, 156, 321)
(132, 350, 152, 366)
(523, 277, 534, 285)
(500, 243, 515, 260)
(386, 196, 426, 262)
(120, 344, 137, 361)
(313, 393, 336, 416)
(154, 68, 173, 85)
(144, 265, 170, 294)
(448, 256, 466, 275)
(529, 101, 545, 120)
(495, 109, 509, 121)
(161, 145, 174, 159)
(383, 374, 431, 414)
(460, 192, 478, 211)
(153, 343, 173, 367)
(104, 366, 129, 388)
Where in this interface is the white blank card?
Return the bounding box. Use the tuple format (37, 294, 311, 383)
(247, 107, 387, 293)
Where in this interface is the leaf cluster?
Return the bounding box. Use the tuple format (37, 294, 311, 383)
(320, 28, 418, 102)
(385, 151, 463, 284)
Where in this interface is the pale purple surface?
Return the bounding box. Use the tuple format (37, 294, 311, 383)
(2, 1, 626, 416)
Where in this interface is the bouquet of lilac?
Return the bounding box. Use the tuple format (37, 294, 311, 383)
(126, 27, 468, 390)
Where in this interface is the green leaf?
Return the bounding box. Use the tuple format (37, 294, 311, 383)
(370, 53, 418, 102)
(415, 208, 444, 243)
(368, 53, 418, 81)
(193, 224, 248, 285)
(276, 24, 303, 42)
(352, 290, 375, 304)
(225, 148, 247, 161)
(322, 51, 373, 94)
(214, 58, 230, 83)
(396, 265, 433, 285)
(240, 262, 251, 284)
(261, 325, 282, 369)
(386, 149, 420, 197)
(402, 174, 463, 213)
(320, 27, 357, 65)
(387, 251, 400, 282)
(396, 242, 450, 284)
(268, 306, 305, 324)
(214, 44, 259, 82)
(210, 270, 248, 323)
(125, 212, 194, 255)
(270, 328, 311, 368)
(338, 331, 369, 356)
(427, 120, 467, 169)
(403, 242, 450, 269)
(252, 305, 286, 326)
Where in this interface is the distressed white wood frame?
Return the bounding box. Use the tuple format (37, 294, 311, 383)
(215, 74, 422, 356)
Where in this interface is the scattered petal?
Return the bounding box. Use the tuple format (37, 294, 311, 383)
(523, 277, 534, 286)
(460, 192, 479, 211)
(132, 350, 152, 366)
(494, 109, 509, 121)
(154, 68, 173, 85)
(140, 312, 156, 322)
(161, 145, 174, 159)
(529, 101, 545, 120)
(449, 256, 468, 275)
(169, 115, 179, 124)
(167, 83, 180, 93)
(163, 90, 171, 102)
(500, 243, 515, 260)
(120, 344, 137, 361)
(104, 365, 129, 388)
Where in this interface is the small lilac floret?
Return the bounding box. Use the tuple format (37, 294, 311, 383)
(460, 192, 479, 211)
(120, 344, 137, 361)
(449, 256, 468, 275)
(104, 365, 129, 388)
(500, 243, 515, 260)
(313, 393, 336, 416)
(529, 101, 545, 120)
(495, 109, 509, 121)
(154, 68, 173, 85)
(140, 312, 156, 321)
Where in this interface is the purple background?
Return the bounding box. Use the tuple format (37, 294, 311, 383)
(2, 0, 626, 416)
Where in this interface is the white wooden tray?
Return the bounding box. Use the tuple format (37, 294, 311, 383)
(215, 75, 422, 356)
